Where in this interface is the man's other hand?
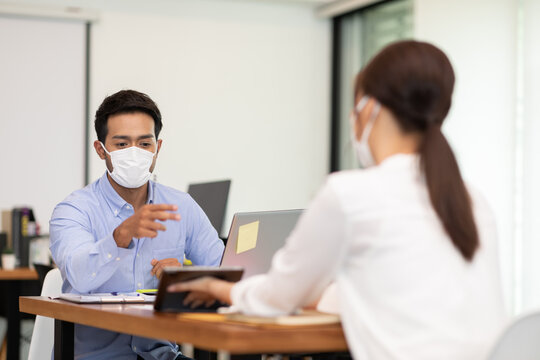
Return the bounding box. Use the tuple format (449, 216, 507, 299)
(151, 258, 181, 279)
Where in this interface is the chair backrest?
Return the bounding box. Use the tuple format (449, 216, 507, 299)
(27, 268, 62, 360)
(33, 263, 54, 286)
(487, 312, 540, 360)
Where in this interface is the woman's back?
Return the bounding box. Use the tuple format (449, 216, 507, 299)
(329, 154, 506, 359)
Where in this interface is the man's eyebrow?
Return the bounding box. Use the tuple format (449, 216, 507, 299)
(111, 134, 155, 140)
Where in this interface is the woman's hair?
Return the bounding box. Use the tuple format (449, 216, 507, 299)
(355, 40, 479, 261)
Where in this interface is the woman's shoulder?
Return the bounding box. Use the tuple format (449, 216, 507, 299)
(327, 167, 380, 186)
(324, 168, 387, 209)
(327, 156, 415, 192)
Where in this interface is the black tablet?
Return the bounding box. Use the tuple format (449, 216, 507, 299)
(154, 266, 244, 313)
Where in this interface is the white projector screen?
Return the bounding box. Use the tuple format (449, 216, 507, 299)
(0, 16, 87, 233)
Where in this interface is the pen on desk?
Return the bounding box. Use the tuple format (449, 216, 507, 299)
(110, 292, 140, 296)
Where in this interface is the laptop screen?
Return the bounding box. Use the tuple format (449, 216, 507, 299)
(220, 209, 303, 279)
(187, 179, 231, 234)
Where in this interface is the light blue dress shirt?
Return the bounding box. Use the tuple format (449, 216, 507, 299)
(50, 172, 225, 359)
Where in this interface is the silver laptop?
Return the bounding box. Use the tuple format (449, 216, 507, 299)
(220, 210, 303, 279)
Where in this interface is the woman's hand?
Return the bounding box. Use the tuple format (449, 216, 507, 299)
(167, 276, 235, 308)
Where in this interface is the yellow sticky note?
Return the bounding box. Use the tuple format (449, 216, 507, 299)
(236, 221, 259, 254)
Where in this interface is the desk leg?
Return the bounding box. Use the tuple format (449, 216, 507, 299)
(6, 281, 20, 360)
(54, 320, 74, 360)
(217, 350, 230, 360)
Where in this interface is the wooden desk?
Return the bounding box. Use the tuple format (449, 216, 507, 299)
(0, 268, 39, 360)
(20, 296, 347, 359)
(0, 268, 39, 281)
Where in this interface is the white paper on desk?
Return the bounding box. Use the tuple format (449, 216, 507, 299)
(55, 293, 155, 304)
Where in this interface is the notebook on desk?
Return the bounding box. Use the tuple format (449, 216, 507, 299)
(57, 292, 155, 304)
(225, 310, 340, 326)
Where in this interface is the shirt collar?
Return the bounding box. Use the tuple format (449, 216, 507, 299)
(379, 153, 419, 167)
(98, 172, 155, 217)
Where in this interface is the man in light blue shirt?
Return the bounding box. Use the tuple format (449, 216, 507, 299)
(50, 90, 224, 359)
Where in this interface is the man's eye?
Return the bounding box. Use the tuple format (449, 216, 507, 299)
(141, 143, 152, 147)
(116, 143, 128, 147)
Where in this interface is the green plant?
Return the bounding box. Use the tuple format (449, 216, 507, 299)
(2, 247, 14, 254)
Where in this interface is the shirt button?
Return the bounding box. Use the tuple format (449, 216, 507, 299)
(92, 272, 96, 277)
(137, 283, 142, 288)
(133, 346, 137, 351)
(114, 210, 118, 216)
(107, 253, 112, 259)
(116, 257, 120, 261)
(137, 254, 140, 258)
(126, 205, 131, 209)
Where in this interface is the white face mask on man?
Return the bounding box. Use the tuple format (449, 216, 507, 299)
(100, 142, 156, 188)
(350, 96, 381, 168)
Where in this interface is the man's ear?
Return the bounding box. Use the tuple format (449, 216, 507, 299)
(94, 140, 107, 160)
(156, 139, 162, 155)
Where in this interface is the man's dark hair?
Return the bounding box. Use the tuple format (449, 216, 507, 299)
(94, 90, 162, 143)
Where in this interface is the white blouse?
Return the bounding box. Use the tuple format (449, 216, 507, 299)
(231, 154, 507, 360)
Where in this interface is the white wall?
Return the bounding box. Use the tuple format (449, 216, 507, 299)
(414, 0, 517, 312)
(520, 0, 540, 313)
(83, 0, 331, 235)
(0, 16, 86, 234)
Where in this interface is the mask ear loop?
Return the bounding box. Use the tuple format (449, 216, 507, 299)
(355, 96, 370, 114)
(99, 142, 111, 156)
(350, 96, 370, 142)
(359, 101, 381, 143)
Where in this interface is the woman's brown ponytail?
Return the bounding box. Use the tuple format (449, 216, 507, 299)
(420, 125, 478, 260)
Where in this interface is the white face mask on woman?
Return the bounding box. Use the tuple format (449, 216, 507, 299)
(100, 142, 156, 188)
(350, 96, 381, 168)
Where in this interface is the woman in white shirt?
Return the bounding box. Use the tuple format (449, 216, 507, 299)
(169, 40, 506, 359)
